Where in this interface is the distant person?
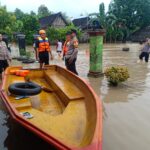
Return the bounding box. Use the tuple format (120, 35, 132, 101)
(65, 29, 79, 75)
(33, 35, 39, 62)
(62, 32, 71, 60)
(139, 38, 150, 63)
(0, 34, 11, 79)
(56, 39, 62, 58)
(36, 30, 53, 69)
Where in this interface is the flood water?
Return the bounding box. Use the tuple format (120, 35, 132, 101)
(0, 43, 150, 150)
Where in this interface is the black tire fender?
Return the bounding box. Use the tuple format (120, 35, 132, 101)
(22, 59, 35, 64)
(8, 82, 42, 96)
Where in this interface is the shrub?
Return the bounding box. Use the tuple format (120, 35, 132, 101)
(46, 25, 82, 44)
(104, 66, 130, 86)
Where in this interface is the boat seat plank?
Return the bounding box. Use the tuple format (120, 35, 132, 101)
(13, 101, 32, 110)
(44, 70, 84, 100)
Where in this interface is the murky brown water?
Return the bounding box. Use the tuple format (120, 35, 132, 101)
(1, 43, 150, 150)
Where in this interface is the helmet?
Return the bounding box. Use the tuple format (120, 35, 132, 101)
(39, 30, 46, 34)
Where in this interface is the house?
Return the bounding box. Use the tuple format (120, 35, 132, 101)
(72, 17, 90, 30)
(130, 26, 150, 42)
(39, 12, 68, 29)
(72, 17, 90, 42)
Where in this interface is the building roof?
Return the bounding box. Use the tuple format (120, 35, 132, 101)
(39, 12, 68, 28)
(72, 17, 90, 30)
(130, 26, 150, 42)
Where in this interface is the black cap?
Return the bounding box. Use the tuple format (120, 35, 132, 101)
(71, 29, 77, 34)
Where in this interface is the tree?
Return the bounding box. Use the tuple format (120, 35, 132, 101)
(30, 11, 36, 16)
(38, 5, 51, 18)
(108, 0, 150, 31)
(14, 8, 24, 20)
(46, 24, 81, 43)
(105, 0, 150, 42)
(13, 20, 23, 32)
(99, 3, 106, 27)
(0, 6, 16, 37)
(21, 14, 39, 44)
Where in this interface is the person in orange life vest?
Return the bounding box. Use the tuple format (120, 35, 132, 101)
(62, 32, 71, 60)
(36, 30, 53, 69)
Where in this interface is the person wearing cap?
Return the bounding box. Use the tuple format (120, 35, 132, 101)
(36, 30, 53, 68)
(0, 34, 11, 80)
(65, 29, 79, 75)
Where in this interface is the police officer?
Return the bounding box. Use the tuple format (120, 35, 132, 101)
(65, 29, 79, 75)
(0, 34, 11, 79)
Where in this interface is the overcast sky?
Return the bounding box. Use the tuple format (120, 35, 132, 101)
(0, 0, 111, 18)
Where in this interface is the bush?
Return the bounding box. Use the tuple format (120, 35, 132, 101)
(104, 66, 130, 86)
(46, 25, 82, 44)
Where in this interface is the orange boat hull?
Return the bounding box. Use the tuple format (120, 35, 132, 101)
(0, 65, 102, 150)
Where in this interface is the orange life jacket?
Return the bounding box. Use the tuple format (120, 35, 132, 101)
(10, 70, 30, 77)
(38, 37, 50, 52)
(63, 40, 70, 55)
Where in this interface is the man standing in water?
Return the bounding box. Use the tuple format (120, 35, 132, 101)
(139, 38, 150, 63)
(0, 34, 11, 80)
(36, 30, 53, 69)
(65, 29, 79, 75)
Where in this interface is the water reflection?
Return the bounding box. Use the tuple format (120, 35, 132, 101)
(4, 118, 56, 150)
(0, 100, 9, 150)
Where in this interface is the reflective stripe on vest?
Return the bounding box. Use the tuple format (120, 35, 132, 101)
(38, 37, 50, 52)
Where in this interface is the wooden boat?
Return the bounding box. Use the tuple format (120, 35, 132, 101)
(0, 65, 102, 150)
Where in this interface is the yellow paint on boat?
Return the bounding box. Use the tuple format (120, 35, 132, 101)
(2, 66, 99, 148)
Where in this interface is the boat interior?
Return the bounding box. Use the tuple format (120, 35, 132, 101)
(2, 66, 98, 148)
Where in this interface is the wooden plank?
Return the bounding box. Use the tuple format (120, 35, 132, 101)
(44, 70, 84, 100)
(13, 101, 32, 110)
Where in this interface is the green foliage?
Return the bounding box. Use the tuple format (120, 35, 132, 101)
(98, 0, 150, 42)
(21, 14, 39, 44)
(38, 4, 51, 18)
(13, 20, 23, 32)
(105, 66, 130, 86)
(0, 5, 39, 44)
(14, 8, 24, 20)
(0, 6, 16, 37)
(99, 3, 106, 27)
(105, 0, 150, 42)
(46, 25, 82, 43)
